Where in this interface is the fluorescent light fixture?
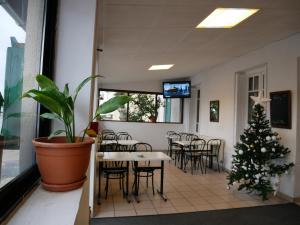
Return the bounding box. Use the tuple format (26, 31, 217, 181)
(196, 8, 259, 28)
(148, 64, 174, 70)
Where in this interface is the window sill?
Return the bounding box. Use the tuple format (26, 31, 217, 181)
(7, 185, 83, 225)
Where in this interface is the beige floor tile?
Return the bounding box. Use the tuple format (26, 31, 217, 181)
(133, 200, 154, 209)
(194, 204, 215, 211)
(114, 202, 135, 211)
(114, 210, 137, 217)
(136, 208, 158, 215)
(94, 211, 114, 218)
(211, 202, 233, 210)
(152, 199, 173, 208)
(94, 162, 284, 218)
(170, 198, 191, 207)
(157, 207, 177, 215)
(175, 205, 196, 213)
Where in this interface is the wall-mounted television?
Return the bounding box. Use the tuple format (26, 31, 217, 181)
(163, 81, 191, 98)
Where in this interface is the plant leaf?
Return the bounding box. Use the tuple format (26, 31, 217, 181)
(40, 112, 62, 120)
(23, 89, 62, 115)
(96, 95, 131, 116)
(36, 74, 59, 90)
(63, 83, 69, 96)
(73, 75, 102, 102)
(48, 129, 65, 139)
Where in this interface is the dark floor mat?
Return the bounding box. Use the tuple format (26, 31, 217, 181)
(91, 203, 300, 225)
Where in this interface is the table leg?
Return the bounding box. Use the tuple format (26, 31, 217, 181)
(169, 139, 173, 158)
(209, 145, 213, 169)
(97, 161, 102, 205)
(125, 161, 131, 203)
(133, 161, 140, 203)
(180, 146, 186, 172)
(157, 160, 167, 201)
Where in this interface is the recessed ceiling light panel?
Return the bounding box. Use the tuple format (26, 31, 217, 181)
(148, 64, 174, 70)
(196, 8, 259, 28)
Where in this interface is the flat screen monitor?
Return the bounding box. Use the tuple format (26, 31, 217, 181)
(163, 81, 191, 98)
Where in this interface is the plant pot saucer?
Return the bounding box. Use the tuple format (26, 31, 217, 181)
(41, 176, 87, 192)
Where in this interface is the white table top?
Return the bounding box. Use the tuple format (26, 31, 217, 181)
(96, 151, 171, 162)
(131, 152, 171, 161)
(97, 152, 132, 161)
(100, 140, 140, 146)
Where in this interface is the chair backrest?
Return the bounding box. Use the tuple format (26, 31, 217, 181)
(102, 129, 114, 134)
(102, 132, 117, 140)
(166, 131, 176, 136)
(189, 138, 206, 153)
(133, 142, 152, 152)
(186, 133, 198, 141)
(207, 139, 222, 156)
(117, 132, 132, 140)
(101, 142, 118, 152)
(178, 132, 188, 141)
(169, 133, 181, 142)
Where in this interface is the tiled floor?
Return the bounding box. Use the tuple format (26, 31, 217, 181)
(94, 161, 288, 218)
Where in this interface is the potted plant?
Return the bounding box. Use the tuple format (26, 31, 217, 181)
(23, 75, 131, 191)
(128, 94, 161, 122)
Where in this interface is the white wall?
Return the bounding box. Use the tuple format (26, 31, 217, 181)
(99, 81, 189, 150)
(190, 33, 300, 198)
(54, 0, 97, 223)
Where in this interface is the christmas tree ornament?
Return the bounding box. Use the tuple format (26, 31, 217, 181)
(227, 102, 294, 200)
(250, 91, 271, 106)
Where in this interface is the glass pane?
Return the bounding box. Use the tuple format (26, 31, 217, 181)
(248, 92, 258, 122)
(254, 76, 259, 90)
(128, 93, 156, 122)
(157, 95, 182, 123)
(248, 77, 253, 91)
(0, 1, 45, 187)
(99, 91, 128, 121)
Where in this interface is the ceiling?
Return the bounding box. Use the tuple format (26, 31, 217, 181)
(98, 0, 300, 84)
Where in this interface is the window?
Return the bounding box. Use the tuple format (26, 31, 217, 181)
(99, 89, 183, 123)
(247, 71, 265, 122)
(0, 0, 57, 222)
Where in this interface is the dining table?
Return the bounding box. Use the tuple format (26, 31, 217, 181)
(172, 140, 214, 171)
(96, 151, 171, 204)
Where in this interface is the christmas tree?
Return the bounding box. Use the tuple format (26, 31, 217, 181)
(228, 92, 294, 200)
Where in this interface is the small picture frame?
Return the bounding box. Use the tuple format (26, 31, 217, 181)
(270, 91, 291, 129)
(210, 100, 219, 122)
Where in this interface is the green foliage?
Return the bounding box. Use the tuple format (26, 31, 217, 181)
(23, 75, 131, 143)
(0, 92, 4, 113)
(227, 104, 294, 200)
(128, 94, 161, 122)
(1, 79, 24, 139)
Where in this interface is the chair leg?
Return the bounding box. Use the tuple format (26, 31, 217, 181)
(151, 172, 155, 195)
(122, 174, 125, 198)
(105, 176, 109, 200)
(137, 173, 140, 196)
(191, 158, 193, 175)
(146, 173, 149, 187)
(119, 174, 122, 190)
(216, 157, 220, 173)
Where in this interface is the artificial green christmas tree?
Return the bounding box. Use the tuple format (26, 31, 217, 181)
(228, 92, 294, 200)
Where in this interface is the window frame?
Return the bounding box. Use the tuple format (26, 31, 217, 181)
(99, 88, 184, 124)
(0, 0, 57, 222)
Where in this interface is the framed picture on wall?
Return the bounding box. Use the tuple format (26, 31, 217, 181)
(270, 90, 291, 129)
(210, 100, 219, 122)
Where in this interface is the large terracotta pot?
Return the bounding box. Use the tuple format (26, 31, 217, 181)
(32, 136, 94, 192)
